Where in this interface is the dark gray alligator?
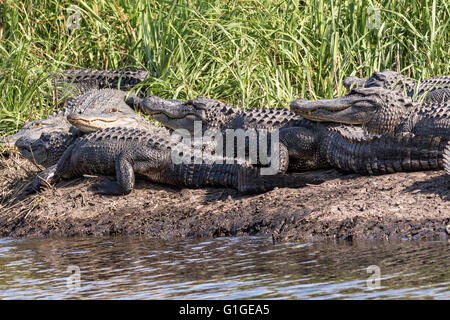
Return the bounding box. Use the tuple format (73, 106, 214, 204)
(278, 122, 446, 174)
(29, 123, 447, 198)
(125, 95, 317, 172)
(13, 89, 169, 168)
(126, 94, 448, 174)
(29, 126, 337, 195)
(291, 87, 450, 138)
(2, 69, 150, 149)
(126, 95, 308, 133)
(53, 69, 150, 98)
(343, 70, 450, 103)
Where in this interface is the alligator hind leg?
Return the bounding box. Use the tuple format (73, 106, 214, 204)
(92, 177, 131, 195)
(92, 147, 167, 195)
(92, 152, 135, 195)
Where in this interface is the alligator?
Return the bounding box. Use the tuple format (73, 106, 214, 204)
(126, 95, 308, 133)
(124, 94, 449, 174)
(277, 122, 446, 174)
(342, 70, 450, 103)
(65, 99, 447, 176)
(1, 69, 150, 149)
(290, 87, 450, 138)
(29, 126, 338, 195)
(125, 95, 321, 172)
(53, 69, 150, 98)
(12, 89, 169, 168)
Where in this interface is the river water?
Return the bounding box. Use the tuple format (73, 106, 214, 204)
(0, 236, 448, 299)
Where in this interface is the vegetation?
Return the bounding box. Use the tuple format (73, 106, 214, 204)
(0, 0, 449, 137)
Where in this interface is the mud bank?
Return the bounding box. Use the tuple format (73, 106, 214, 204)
(1, 153, 449, 242)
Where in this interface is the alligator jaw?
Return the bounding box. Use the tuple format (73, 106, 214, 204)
(290, 95, 372, 125)
(151, 113, 199, 132)
(67, 113, 142, 133)
(1, 130, 40, 149)
(138, 96, 194, 119)
(134, 96, 206, 132)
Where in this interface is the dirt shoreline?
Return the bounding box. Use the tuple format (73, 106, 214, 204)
(1, 153, 449, 242)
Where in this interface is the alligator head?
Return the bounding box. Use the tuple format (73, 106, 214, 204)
(343, 70, 416, 95)
(0, 116, 72, 148)
(127, 95, 238, 134)
(15, 131, 76, 168)
(67, 106, 151, 133)
(290, 87, 414, 135)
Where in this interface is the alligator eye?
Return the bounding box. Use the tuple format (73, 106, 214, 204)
(33, 122, 41, 128)
(110, 108, 118, 113)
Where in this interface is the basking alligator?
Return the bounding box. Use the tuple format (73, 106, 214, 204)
(278, 123, 446, 174)
(32, 120, 446, 197)
(126, 95, 320, 172)
(29, 127, 335, 195)
(125, 94, 447, 174)
(53, 69, 149, 98)
(13, 89, 169, 168)
(1, 69, 150, 149)
(343, 70, 450, 102)
(126, 95, 307, 133)
(291, 87, 450, 138)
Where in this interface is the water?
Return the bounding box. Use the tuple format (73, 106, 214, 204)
(0, 236, 448, 299)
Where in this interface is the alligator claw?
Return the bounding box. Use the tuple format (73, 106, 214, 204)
(24, 176, 51, 195)
(23, 184, 39, 196)
(91, 179, 130, 195)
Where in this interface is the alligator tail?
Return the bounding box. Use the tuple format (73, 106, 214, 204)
(444, 142, 450, 175)
(322, 130, 447, 174)
(52, 69, 149, 97)
(237, 163, 344, 194)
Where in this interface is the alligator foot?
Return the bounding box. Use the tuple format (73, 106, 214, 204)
(25, 165, 58, 194)
(91, 178, 132, 195)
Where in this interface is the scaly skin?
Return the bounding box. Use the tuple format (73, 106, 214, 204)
(291, 87, 450, 138)
(343, 70, 450, 102)
(444, 143, 450, 175)
(12, 89, 167, 167)
(126, 94, 446, 174)
(281, 123, 446, 174)
(125, 95, 313, 172)
(54, 69, 150, 97)
(126, 95, 307, 133)
(30, 127, 334, 195)
(59, 114, 447, 177)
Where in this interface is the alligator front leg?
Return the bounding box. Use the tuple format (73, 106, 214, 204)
(91, 150, 137, 195)
(26, 164, 59, 194)
(27, 143, 77, 193)
(92, 157, 135, 195)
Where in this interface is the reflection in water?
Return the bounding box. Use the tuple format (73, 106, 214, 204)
(0, 236, 448, 299)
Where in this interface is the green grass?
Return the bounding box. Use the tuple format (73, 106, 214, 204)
(0, 0, 449, 137)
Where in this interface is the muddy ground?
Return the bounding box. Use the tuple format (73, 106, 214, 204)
(0, 152, 449, 242)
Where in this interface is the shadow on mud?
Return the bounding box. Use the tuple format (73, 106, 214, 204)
(403, 172, 449, 201)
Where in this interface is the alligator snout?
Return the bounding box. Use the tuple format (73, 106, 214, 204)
(290, 95, 362, 114)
